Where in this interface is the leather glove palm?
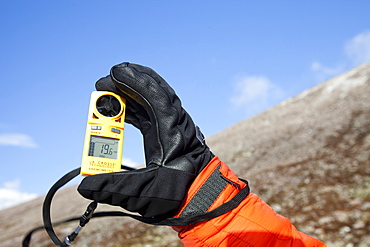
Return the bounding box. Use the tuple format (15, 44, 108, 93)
(78, 63, 213, 218)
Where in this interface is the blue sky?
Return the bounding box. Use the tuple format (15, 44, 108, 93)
(1, 0, 370, 210)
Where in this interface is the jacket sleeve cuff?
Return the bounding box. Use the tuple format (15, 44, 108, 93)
(174, 156, 247, 218)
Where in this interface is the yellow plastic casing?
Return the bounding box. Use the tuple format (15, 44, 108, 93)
(81, 91, 126, 176)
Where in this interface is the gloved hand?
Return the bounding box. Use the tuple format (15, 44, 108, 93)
(78, 62, 214, 218)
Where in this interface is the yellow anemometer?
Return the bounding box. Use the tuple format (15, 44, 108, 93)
(81, 91, 126, 176)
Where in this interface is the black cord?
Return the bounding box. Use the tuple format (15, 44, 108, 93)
(23, 165, 135, 247)
(42, 168, 81, 246)
(64, 201, 98, 245)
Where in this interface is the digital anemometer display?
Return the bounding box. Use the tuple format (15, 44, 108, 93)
(81, 91, 126, 176)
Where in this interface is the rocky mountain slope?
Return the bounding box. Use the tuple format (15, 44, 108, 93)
(207, 62, 370, 246)
(1, 63, 369, 246)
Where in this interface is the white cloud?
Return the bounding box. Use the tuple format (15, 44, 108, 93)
(0, 133, 38, 148)
(230, 75, 285, 116)
(345, 30, 370, 66)
(311, 30, 370, 82)
(311, 62, 345, 82)
(0, 180, 38, 210)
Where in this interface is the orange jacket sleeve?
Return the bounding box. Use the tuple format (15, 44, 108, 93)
(172, 156, 326, 247)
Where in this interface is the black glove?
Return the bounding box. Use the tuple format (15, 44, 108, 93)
(78, 62, 214, 218)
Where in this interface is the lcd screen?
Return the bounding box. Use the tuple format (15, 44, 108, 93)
(88, 136, 119, 159)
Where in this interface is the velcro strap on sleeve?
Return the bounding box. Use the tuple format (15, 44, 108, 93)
(179, 165, 230, 217)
